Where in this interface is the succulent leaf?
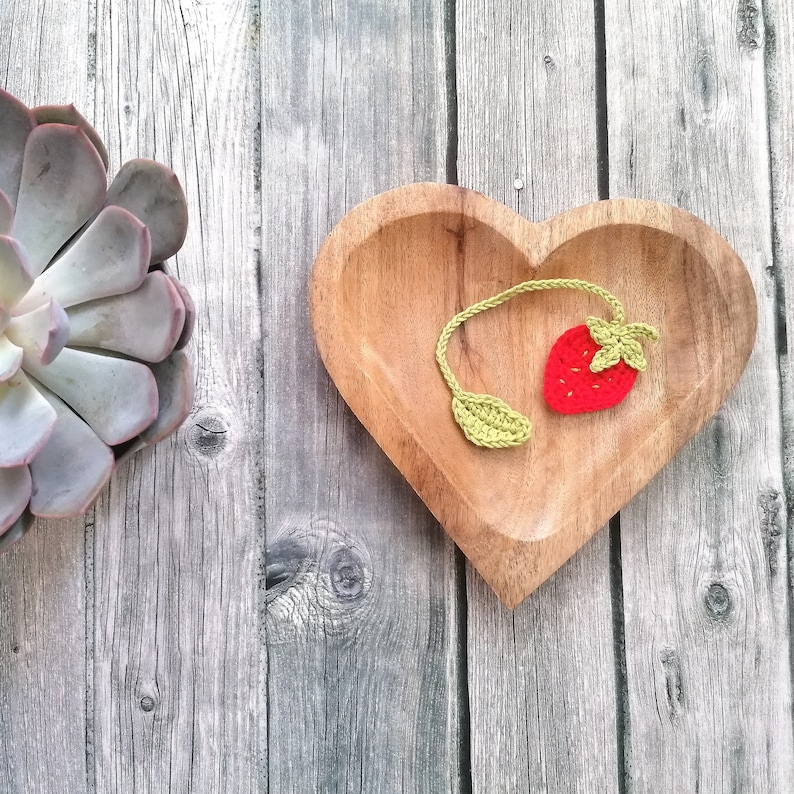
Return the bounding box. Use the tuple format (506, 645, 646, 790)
(0, 88, 37, 207)
(15, 205, 150, 314)
(140, 350, 195, 445)
(67, 271, 184, 362)
(0, 336, 24, 382)
(0, 371, 57, 466)
(0, 466, 32, 534)
(31, 104, 109, 169)
(6, 298, 70, 365)
(0, 190, 13, 234)
(28, 386, 114, 519)
(167, 275, 196, 349)
(0, 235, 34, 313)
(0, 511, 34, 552)
(22, 347, 159, 446)
(12, 124, 107, 276)
(105, 159, 188, 263)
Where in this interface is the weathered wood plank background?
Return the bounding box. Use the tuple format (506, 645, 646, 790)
(1, 0, 792, 791)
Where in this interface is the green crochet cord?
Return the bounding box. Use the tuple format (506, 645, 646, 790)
(435, 278, 659, 449)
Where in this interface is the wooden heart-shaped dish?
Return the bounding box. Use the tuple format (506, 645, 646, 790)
(310, 183, 756, 608)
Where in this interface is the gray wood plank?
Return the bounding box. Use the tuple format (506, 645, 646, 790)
(89, 1, 262, 790)
(260, 2, 465, 791)
(766, 0, 794, 689)
(0, 1, 95, 790)
(605, 1, 794, 790)
(456, 2, 621, 791)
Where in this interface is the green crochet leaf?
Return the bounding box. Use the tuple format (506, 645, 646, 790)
(586, 316, 655, 372)
(451, 391, 531, 449)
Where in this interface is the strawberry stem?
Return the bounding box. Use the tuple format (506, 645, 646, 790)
(585, 317, 660, 372)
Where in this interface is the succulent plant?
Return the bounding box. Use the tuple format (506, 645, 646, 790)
(0, 88, 195, 551)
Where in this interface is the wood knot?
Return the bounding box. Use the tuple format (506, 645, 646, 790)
(265, 537, 308, 590)
(328, 547, 366, 601)
(187, 409, 229, 457)
(703, 582, 733, 621)
(705, 412, 731, 475)
(737, 0, 761, 51)
(140, 696, 156, 712)
(758, 488, 784, 577)
(265, 518, 374, 640)
(695, 52, 717, 117)
(659, 647, 685, 718)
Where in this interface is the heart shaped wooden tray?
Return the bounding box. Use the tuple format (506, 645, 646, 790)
(310, 184, 756, 608)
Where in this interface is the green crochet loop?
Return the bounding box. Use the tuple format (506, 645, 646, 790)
(435, 277, 659, 448)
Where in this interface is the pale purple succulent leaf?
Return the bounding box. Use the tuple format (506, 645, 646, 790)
(0, 190, 13, 234)
(0, 371, 57, 466)
(12, 124, 107, 276)
(140, 350, 195, 445)
(0, 235, 34, 313)
(6, 299, 70, 365)
(104, 159, 188, 263)
(0, 89, 37, 208)
(67, 271, 185, 362)
(14, 205, 150, 314)
(0, 337, 24, 383)
(22, 347, 158, 446)
(31, 104, 109, 169)
(28, 385, 114, 519)
(0, 510, 34, 552)
(0, 465, 32, 533)
(167, 275, 195, 349)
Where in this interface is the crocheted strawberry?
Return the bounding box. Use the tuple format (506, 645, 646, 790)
(437, 277, 660, 446)
(543, 318, 659, 414)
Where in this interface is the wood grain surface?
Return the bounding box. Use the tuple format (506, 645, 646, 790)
(0, 2, 94, 790)
(606, 0, 794, 789)
(1, 1, 793, 792)
(260, 2, 465, 792)
(767, 0, 794, 678)
(90, 1, 263, 790)
(455, 4, 623, 790)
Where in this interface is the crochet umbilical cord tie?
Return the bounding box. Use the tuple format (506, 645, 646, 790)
(435, 278, 659, 448)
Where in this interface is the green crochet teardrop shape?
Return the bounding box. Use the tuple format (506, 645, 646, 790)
(451, 391, 532, 449)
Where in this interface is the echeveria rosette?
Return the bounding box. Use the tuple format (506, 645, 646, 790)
(0, 88, 195, 550)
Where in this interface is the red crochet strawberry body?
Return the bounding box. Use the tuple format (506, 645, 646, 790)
(543, 324, 638, 414)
